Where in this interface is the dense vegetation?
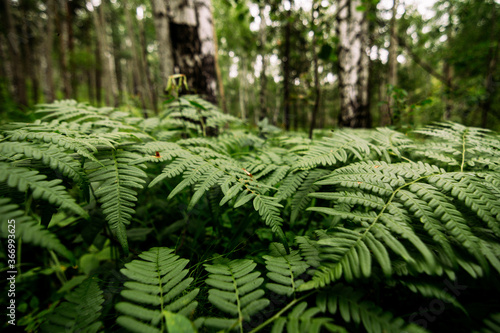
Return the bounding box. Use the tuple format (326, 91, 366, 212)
(1, 97, 500, 332)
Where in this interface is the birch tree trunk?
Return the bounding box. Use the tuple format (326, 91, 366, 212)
(337, 0, 371, 128)
(169, 0, 218, 104)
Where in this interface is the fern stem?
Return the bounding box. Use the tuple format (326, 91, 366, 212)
(248, 291, 316, 333)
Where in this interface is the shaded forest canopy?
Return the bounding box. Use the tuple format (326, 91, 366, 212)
(0, 0, 499, 130)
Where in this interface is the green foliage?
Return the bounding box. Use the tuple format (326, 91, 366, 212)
(116, 247, 199, 332)
(204, 259, 269, 331)
(2, 100, 500, 333)
(41, 278, 104, 333)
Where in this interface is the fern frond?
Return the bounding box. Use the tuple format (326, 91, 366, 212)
(413, 122, 500, 170)
(5, 129, 100, 162)
(263, 243, 309, 296)
(0, 198, 74, 262)
(0, 162, 87, 217)
(42, 277, 104, 333)
(86, 150, 147, 254)
(116, 247, 199, 332)
(293, 131, 377, 170)
(290, 169, 330, 223)
(271, 302, 337, 333)
(204, 259, 269, 331)
(474, 313, 500, 333)
(316, 284, 429, 333)
(0, 141, 86, 184)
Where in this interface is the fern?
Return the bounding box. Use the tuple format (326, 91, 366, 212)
(116, 247, 199, 332)
(293, 131, 378, 170)
(263, 243, 309, 297)
(413, 122, 500, 170)
(0, 162, 87, 217)
(301, 158, 500, 289)
(42, 277, 104, 333)
(0, 198, 74, 262)
(271, 302, 340, 333)
(203, 258, 269, 331)
(86, 150, 147, 255)
(316, 284, 429, 333)
(474, 313, 500, 333)
(0, 141, 86, 184)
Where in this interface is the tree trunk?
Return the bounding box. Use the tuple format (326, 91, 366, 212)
(283, 1, 292, 130)
(94, 38, 102, 105)
(58, 0, 72, 99)
(44, 0, 56, 103)
(20, 0, 40, 104)
(4, 0, 28, 105)
(123, 0, 148, 112)
(151, 0, 174, 91)
(337, 0, 371, 128)
(92, 2, 118, 106)
(169, 0, 218, 104)
(481, 3, 498, 128)
(66, 1, 77, 99)
(212, 17, 227, 113)
(239, 58, 247, 121)
(309, 0, 321, 139)
(258, 4, 268, 121)
(138, 16, 158, 113)
(443, 1, 454, 121)
(382, 0, 398, 126)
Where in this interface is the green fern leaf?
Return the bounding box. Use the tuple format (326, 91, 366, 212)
(204, 259, 269, 331)
(42, 277, 104, 333)
(0, 162, 87, 217)
(86, 150, 147, 255)
(116, 247, 199, 332)
(0, 198, 74, 262)
(317, 284, 429, 333)
(263, 243, 309, 296)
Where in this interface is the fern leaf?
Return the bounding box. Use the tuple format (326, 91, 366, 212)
(317, 284, 429, 333)
(116, 247, 199, 332)
(263, 243, 309, 296)
(42, 278, 104, 333)
(204, 259, 269, 331)
(87, 150, 147, 255)
(0, 198, 74, 262)
(0, 162, 87, 217)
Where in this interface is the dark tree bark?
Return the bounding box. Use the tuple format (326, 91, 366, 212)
(481, 3, 498, 128)
(3, 0, 28, 105)
(151, 0, 174, 91)
(44, 0, 56, 102)
(381, 0, 398, 126)
(169, 0, 218, 104)
(123, 0, 147, 111)
(57, 0, 72, 99)
(138, 16, 158, 113)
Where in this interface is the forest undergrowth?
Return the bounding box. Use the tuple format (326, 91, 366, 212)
(1, 97, 500, 333)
